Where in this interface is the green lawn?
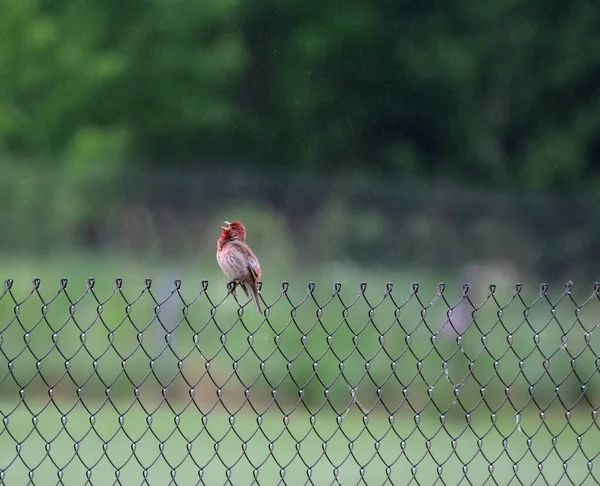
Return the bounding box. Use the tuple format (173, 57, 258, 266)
(0, 398, 598, 485)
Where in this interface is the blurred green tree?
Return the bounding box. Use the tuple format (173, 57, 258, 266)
(0, 0, 599, 190)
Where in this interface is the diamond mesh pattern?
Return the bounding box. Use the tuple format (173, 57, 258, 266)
(1, 278, 600, 485)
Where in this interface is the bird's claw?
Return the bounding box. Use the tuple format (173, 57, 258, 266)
(226, 281, 237, 296)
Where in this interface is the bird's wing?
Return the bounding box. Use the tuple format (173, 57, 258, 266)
(229, 240, 262, 280)
(247, 249, 262, 280)
(248, 250, 262, 280)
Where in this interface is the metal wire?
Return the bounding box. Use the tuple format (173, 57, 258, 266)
(1, 278, 599, 485)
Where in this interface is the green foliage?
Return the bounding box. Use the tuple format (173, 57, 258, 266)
(1, 0, 599, 189)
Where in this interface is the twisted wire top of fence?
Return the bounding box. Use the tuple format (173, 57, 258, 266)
(1, 278, 600, 485)
(4, 276, 600, 312)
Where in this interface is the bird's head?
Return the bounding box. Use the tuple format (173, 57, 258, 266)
(222, 220, 246, 241)
(218, 222, 232, 246)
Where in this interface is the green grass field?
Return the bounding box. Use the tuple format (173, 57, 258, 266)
(1, 398, 599, 485)
(1, 254, 600, 484)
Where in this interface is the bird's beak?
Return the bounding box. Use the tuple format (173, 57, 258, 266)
(221, 221, 231, 230)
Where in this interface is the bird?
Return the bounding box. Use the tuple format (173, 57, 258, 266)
(216, 220, 263, 314)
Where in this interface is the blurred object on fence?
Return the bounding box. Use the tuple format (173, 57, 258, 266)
(441, 260, 519, 337)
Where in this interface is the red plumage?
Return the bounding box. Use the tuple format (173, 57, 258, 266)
(216, 220, 263, 314)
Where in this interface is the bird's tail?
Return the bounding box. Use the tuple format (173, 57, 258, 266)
(250, 283, 262, 314)
(239, 282, 250, 298)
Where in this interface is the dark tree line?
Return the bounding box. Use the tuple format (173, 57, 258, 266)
(2, 0, 600, 190)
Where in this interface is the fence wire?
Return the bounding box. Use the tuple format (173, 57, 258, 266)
(1, 278, 600, 485)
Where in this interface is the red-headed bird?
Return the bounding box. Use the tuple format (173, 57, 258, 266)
(216, 220, 263, 314)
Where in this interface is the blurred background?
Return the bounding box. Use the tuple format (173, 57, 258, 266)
(1, 1, 600, 482)
(1, 0, 599, 283)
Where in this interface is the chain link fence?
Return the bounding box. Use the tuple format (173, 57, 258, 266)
(1, 278, 600, 485)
